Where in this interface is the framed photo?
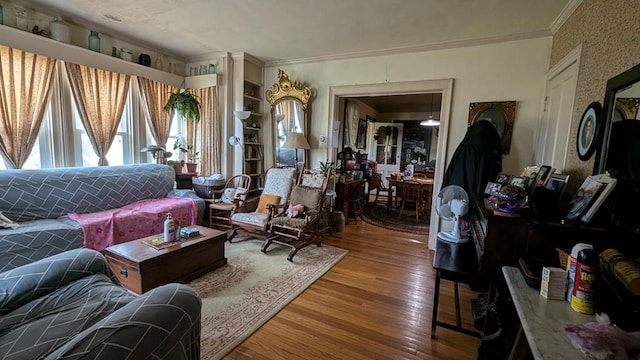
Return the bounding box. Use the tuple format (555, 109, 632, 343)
(496, 173, 512, 185)
(484, 182, 502, 196)
(509, 176, 527, 188)
(468, 101, 517, 154)
(545, 173, 570, 202)
(356, 118, 367, 149)
(533, 165, 554, 187)
(576, 101, 602, 161)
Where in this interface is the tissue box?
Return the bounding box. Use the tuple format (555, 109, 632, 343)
(540, 267, 566, 300)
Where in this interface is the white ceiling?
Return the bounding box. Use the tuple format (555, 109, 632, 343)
(10, 0, 571, 63)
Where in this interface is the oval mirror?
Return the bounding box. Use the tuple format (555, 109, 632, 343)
(266, 70, 313, 168)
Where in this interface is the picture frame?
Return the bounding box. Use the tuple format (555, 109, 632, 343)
(509, 176, 527, 188)
(356, 118, 368, 149)
(468, 101, 517, 154)
(495, 173, 512, 185)
(484, 182, 502, 196)
(533, 165, 554, 188)
(576, 101, 602, 161)
(545, 173, 570, 202)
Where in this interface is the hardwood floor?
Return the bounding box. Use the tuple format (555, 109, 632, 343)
(225, 221, 481, 359)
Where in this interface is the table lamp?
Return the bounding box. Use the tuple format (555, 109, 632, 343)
(282, 132, 310, 169)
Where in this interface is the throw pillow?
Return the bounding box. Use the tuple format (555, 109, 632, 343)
(221, 188, 236, 204)
(234, 187, 248, 200)
(256, 194, 281, 214)
(287, 204, 305, 218)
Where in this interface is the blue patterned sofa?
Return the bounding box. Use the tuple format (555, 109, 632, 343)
(0, 248, 201, 359)
(0, 164, 205, 272)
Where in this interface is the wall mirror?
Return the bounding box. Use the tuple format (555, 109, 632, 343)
(468, 101, 516, 154)
(596, 62, 640, 178)
(266, 69, 313, 168)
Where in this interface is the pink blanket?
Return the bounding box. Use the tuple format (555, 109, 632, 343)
(68, 196, 198, 251)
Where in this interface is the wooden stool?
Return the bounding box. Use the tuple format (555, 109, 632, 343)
(431, 237, 482, 339)
(347, 182, 364, 224)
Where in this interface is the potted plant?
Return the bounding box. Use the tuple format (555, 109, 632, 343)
(173, 139, 199, 173)
(167, 159, 185, 174)
(164, 88, 201, 123)
(140, 145, 172, 164)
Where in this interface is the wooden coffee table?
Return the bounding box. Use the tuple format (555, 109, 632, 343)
(103, 225, 227, 294)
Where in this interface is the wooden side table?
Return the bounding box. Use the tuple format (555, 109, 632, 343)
(175, 172, 198, 189)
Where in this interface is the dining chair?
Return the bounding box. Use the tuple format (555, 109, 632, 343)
(398, 181, 430, 223)
(367, 172, 394, 212)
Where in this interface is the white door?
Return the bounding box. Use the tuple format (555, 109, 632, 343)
(367, 123, 404, 185)
(536, 47, 580, 171)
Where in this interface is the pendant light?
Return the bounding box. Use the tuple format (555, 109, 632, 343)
(421, 93, 440, 127)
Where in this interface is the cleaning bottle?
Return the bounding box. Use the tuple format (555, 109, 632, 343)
(566, 243, 593, 303)
(163, 213, 175, 243)
(571, 248, 598, 314)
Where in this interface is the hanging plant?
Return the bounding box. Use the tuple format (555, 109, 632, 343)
(164, 88, 201, 123)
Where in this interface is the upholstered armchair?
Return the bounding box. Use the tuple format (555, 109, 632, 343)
(263, 167, 332, 261)
(228, 168, 297, 241)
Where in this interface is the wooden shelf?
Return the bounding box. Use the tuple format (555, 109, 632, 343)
(244, 94, 262, 102)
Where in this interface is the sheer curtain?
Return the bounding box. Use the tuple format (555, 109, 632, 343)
(0, 45, 56, 169)
(193, 86, 221, 175)
(345, 100, 360, 149)
(65, 63, 130, 166)
(137, 77, 178, 148)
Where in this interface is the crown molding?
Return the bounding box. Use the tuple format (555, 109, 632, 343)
(185, 51, 231, 63)
(266, 30, 551, 67)
(550, 0, 583, 34)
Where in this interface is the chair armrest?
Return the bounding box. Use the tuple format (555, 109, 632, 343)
(0, 249, 112, 316)
(43, 283, 201, 360)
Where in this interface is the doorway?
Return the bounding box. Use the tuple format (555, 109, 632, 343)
(328, 79, 453, 249)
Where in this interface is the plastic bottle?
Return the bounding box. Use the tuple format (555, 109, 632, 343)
(565, 243, 593, 303)
(163, 213, 175, 243)
(571, 248, 599, 314)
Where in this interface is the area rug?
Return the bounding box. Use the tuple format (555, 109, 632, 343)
(188, 238, 348, 360)
(361, 203, 429, 234)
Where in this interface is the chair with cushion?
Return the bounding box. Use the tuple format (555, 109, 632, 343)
(263, 167, 332, 261)
(228, 168, 297, 241)
(209, 174, 251, 230)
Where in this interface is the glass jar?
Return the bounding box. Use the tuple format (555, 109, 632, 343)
(88, 31, 101, 52)
(0, 3, 4, 26)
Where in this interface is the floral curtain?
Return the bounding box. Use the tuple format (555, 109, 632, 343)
(65, 63, 130, 166)
(193, 86, 221, 175)
(0, 45, 56, 169)
(137, 77, 178, 148)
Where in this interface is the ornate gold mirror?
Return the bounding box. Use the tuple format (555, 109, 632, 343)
(266, 69, 313, 168)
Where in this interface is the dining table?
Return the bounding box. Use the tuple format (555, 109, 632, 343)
(386, 176, 434, 210)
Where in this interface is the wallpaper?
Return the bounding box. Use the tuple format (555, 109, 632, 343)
(550, 0, 640, 187)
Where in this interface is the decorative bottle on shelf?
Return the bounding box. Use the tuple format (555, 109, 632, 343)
(163, 213, 176, 243)
(88, 31, 101, 52)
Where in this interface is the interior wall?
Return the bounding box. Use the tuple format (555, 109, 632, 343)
(551, 0, 640, 187)
(265, 37, 552, 175)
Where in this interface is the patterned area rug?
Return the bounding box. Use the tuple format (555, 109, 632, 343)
(361, 203, 430, 234)
(188, 238, 348, 360)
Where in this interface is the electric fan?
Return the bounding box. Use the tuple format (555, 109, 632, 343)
(435, 185, 470, 243)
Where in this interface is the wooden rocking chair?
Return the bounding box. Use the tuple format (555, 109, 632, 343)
(262, 167, 332, 261)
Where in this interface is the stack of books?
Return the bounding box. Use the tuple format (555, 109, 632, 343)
(565, 174, 617, 222)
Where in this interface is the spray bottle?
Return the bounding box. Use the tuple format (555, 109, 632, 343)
(163, 213, 175, 243)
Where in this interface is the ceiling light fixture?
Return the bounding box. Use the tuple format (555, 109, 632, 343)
(234, 110, 251, 121)
(421, 93, 440, 127)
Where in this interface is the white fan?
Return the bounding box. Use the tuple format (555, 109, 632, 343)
(435, 185, 470, 243)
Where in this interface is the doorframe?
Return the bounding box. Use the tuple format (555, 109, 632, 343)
(328, 79, 454, 249)
(534, 44, 582, 168)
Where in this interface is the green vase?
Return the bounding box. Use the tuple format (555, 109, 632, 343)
(88, 31, 101, 52)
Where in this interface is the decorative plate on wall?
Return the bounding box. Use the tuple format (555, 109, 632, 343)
(576, 101, 602, 161)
